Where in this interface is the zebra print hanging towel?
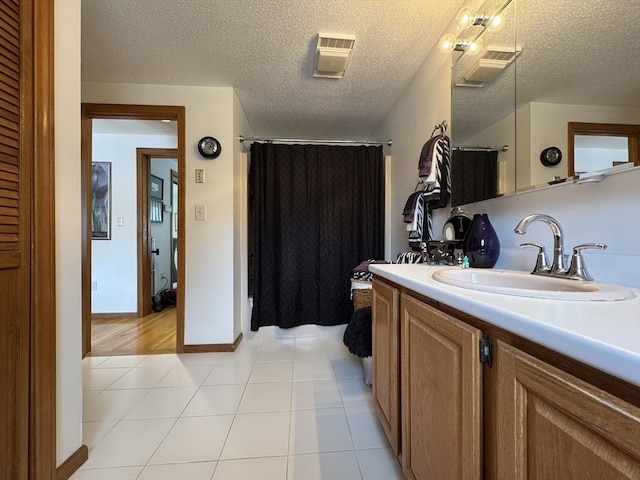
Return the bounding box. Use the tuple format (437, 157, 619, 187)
(408, 134, 451, 249)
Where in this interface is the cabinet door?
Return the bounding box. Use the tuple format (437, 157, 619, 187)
(496, 341, 640, 479)
(372, 279, 400, 454)
(401, 294, 482, 480)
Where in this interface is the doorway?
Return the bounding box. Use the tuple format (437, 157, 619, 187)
(81, 104, 186, 357)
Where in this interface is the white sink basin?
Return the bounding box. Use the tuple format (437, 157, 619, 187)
(432, 269, 636, 301)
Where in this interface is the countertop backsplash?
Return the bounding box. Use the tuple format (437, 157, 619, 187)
(437, 167, 640, 288)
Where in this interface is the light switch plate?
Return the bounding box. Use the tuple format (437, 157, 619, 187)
(195, 204, 207, 221)
(195, 169, 205, 183)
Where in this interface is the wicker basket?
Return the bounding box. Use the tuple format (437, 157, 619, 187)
(351, 279, 373, 310)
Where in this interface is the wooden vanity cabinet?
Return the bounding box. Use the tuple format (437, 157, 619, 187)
(371, 278, 640, 480)
(401, 293, 482, 480)
(372, 278, 400, 454)
(495, 341, 640, 479)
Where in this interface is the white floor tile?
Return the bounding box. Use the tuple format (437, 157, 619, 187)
(78, 325, 387, 480)
(203, 363, 254, 385)
(124, 387, 197, 419)
(221, 411, 290, 460)
(177, 352, 222, 366)
(291, 379, 342, 410)
(94, 355, 148, 369)
(257, 339, 295, 362)
(136, 354, 180, 368)
(213, 456, 287, 480)
(336, 377, 373, 406)
(287, 451, 362, 480)
(71, 466, 143, 480)
(293, 359, 336, 381)
(82, 418, 176, 468)
(83, 421, 117, 449)
(82, 356, 110, 369)
(238, 382, 292, 413)
(289, 407, 354, 454)
(182, 384, 245, 416)
(356, 448, 404, 480)
(249, 361, 293, 383)
(83, 368, 130, 391)
(154, 364, 214, 387)
(107, 365, 173, 390)
(344, 405, 388, 450)
(83, 389, 150, 422)
(149, 416, 234, 464)
(294, 336, 328, 360)
(331, 357, 365, 379)
(138, 461, 217, 480)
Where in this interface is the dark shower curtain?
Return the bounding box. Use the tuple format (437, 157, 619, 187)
(249, 143, 384, 331)
(450, 149, 499, 206)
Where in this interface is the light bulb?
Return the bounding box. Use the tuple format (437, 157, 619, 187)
(455, 6, 477, 31)
(486, 14, 504, 32)
(464, 37, 484, 56)
(439, 33, 458, 53)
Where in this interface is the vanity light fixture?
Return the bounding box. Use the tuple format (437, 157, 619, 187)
(455, 6, 502, 31)
(441, 0, 513, 59)
(440, 33, 484, 55)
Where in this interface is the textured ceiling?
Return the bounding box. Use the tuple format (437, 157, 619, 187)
(82, 0, 640, 143)
(82, 0, 466, 140)
(452, 0, 640, 142)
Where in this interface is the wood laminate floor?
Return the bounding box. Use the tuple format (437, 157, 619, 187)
(91, 308, 177, 356)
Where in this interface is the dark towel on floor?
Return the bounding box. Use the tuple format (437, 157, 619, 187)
(343, 307, 372, 358)
(451, 149, 498, 206)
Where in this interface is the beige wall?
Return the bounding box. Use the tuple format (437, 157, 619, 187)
(55, 0, 83, 465)
(373, 48, 452, 259)
(82, 82, 246, 345)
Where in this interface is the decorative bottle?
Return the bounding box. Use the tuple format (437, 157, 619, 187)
(463, 213, 500, 268)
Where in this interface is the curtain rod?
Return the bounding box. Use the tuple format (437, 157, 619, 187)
(453, 144, 509, 152)
(238, 135, 392, 146)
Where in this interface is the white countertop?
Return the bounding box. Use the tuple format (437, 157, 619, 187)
(369, 263, 640, 387)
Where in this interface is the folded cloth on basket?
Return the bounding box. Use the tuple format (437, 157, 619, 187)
(353, 259, 390, 273)
(352, 271, 374, 282)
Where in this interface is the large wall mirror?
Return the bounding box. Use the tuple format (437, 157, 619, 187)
(450, 0, 640, 205)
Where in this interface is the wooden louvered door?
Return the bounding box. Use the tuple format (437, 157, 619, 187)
(0, 1, 56, 478)
(0, 0, 30, 478)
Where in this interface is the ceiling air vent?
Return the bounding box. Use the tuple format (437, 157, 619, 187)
(455, 45, 521, 88)
(314, 33, 356, 79)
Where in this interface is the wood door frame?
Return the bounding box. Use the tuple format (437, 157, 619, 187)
(81, 104, 186, 356)
(136, 148, 179, 318)
(20, 0, 57, 476)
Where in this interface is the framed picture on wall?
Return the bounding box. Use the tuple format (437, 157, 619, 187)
(91, 162, 111, 240)
(150, 174, 163, 200)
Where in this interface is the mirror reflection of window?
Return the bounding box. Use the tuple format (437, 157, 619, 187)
(574, 135, 629, 174)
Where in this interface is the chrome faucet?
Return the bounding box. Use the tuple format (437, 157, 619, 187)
(514, 214, 566, 274)
(514, 214, 607, 281)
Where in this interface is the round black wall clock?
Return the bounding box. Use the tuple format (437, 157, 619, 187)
(540, 146, 562, 167)
(197, 136, 222, 159)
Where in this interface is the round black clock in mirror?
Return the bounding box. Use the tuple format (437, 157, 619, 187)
(197, 136, 222, 159)
(540, 146, 562, 167)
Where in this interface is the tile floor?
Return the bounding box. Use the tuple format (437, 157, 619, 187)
(73, 324, 404, 480)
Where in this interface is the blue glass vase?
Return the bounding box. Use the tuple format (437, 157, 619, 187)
(464, 213, 500, 268)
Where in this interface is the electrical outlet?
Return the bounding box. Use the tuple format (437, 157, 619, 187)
(195, 204, 207, 221)
(195, 169, 205, 183)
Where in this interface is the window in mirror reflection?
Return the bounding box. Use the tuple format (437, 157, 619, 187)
(573, 135, 628, 174)
(568, 122, 640, 177)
